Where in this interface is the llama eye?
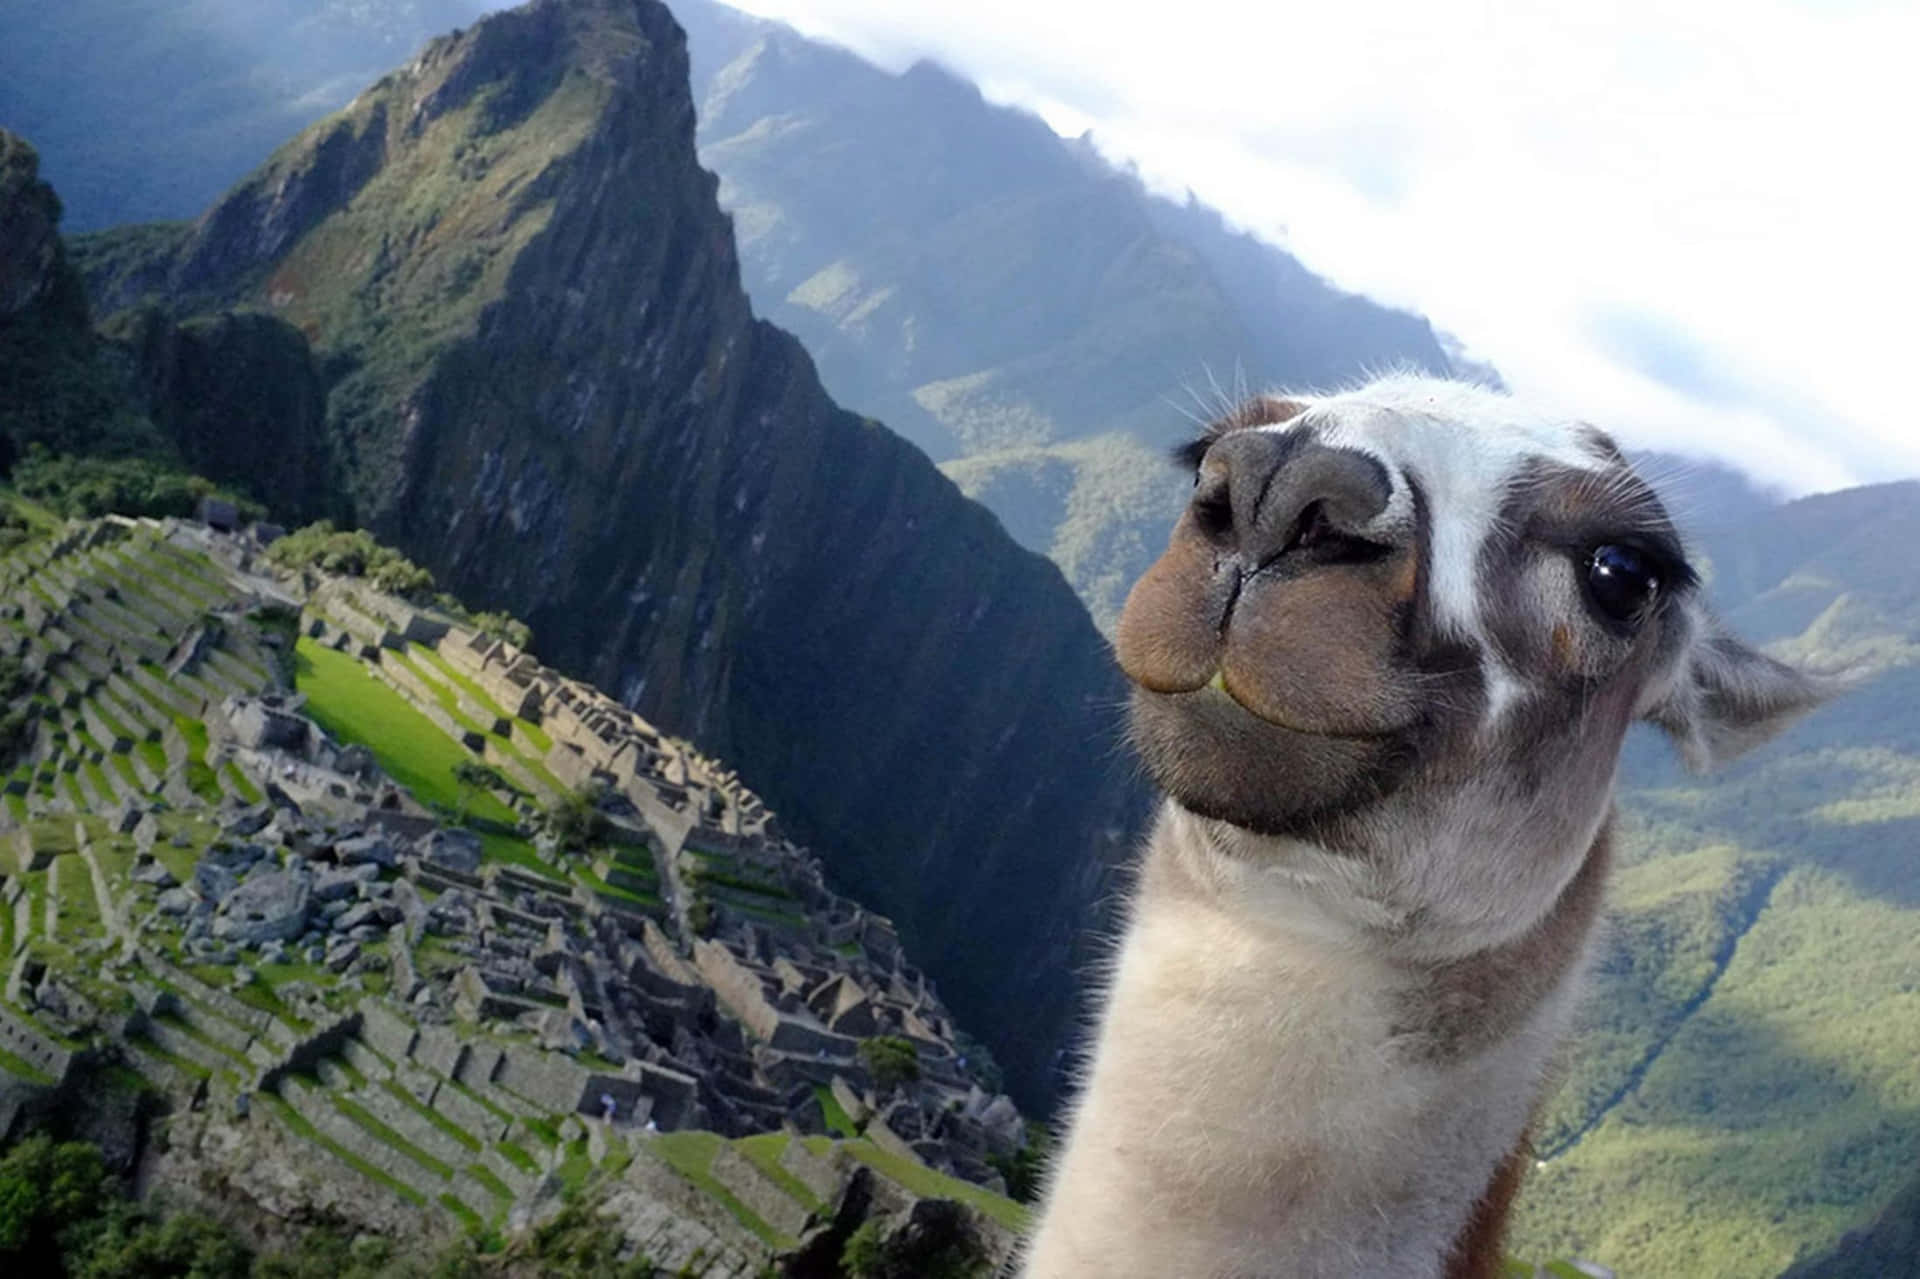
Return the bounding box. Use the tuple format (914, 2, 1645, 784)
(1586, 544, 1660, 626)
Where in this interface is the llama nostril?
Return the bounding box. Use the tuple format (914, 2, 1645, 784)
(1191, 472, 1233, 540)
(1285, 502, 1331, 554)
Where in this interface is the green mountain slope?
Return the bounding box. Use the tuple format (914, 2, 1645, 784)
(675, 0, 1458, 629)
(0, 130, 335, 523)
(0, 0, 501, 234)
(1509, 482, 1920, 1277)
(63, 0, 1147, 1111)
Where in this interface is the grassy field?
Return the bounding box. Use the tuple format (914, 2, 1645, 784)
(649, 1131, 794, 1249)
(293, 636, 516, 825)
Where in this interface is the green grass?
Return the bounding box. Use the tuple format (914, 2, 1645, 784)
(0, 1044, 57, 1085)
(443, 1076, 513, 1126)
(495, 1141, 540, 1175)
(107, 751, 141, 789)
(477, 830, 563, 882)
(414, 646, 505, 718)
(650, 1131, 793, 1249)
(128, 1035, 212, 1082)
(735, 1133, 824, 1212)
(814, 1136, 1030, 1233)
(155, 1013, 248, 1065)
(260, 1091, 427, 1206)
(334, 1094, 455, 1180)
(814, 1084, 860, 1139)
(440, 1193, 482, 1230)
(463, 1163, 512, 1202)
(554, 1138, 594, 1198)
(513, 716, 552, 755)
(171, 717, 220, 803)
(220, 761, 262, 805)
(579, 866, 661, 910)
(294, 637, 516, 824)
(390, 649, 487, 729)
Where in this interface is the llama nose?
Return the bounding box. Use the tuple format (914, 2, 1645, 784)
(1189, 431, 1394, 567)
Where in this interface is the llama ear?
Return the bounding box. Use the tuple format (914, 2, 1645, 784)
(1642, 624, 1841, 771)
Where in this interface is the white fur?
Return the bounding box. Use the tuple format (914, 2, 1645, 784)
(1021, 804, 1593, 1279)
(1257, 375, 1607, 729)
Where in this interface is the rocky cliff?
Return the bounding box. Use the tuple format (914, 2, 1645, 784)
(0, 128, 334, 520)
(75, 0, 1146, 1108)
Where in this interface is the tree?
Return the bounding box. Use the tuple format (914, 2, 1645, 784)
(545, 786, 608, 853)
(451, 760, 508, 821)
(0, 1134, 109, 1269)
(858, 1036, 922, 1093)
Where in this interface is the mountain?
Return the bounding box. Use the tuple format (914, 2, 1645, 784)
(0, 129, 334, 522)
(63, 0, 1147, 1111)
(674, 0, 1458, 628)
(0, 0, 503, 234)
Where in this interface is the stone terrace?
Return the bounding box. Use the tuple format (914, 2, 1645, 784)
(0, 517, 1033, 1261)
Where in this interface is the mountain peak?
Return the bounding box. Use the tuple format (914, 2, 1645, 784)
(70, 0, 1145, 1109)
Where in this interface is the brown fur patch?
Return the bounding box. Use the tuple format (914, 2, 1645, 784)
(1445, 1131, 1534, 1279)
(1550, 622, 1574, 667)
(1222, 395, 1309, 432)
(1399, 823, 1613, 1056)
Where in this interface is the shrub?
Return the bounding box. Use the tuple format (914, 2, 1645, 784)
(8, 448, 260, 521)
(545, 785, 609, 853)
(858, 1036, 922, 1093)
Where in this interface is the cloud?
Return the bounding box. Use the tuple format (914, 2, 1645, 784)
(716, 0, 1920, 496)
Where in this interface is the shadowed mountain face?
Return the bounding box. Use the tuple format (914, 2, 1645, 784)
(69, 0, 1147, 1110)
(672, 0, 1457, 630)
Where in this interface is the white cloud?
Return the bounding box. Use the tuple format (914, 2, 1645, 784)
(715, 0, 1920, 496)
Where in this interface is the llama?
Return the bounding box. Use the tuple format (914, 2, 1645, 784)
(1021, 376, 1832, 1278)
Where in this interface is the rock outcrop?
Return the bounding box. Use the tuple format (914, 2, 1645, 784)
(75, 0, 1147, 1108)
(0, 131, 62, 318)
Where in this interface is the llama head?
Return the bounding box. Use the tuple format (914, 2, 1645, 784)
(1116, 375, 1833, 946)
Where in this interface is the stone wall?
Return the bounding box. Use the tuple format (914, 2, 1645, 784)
(140, 951, 275, 1035)
(358, 1001, 419, 1061)
(0, 1006, 73, 1080)
(693, 940, 780, 1041)
(276, 1077, 444, 1202)
(779, 1139, 845, 1204)
(258, 1012, 361, 1092)
(491, 1043, 588, 1114)
(430, 1077, 511, 1143)
(709, 1144, 812, 1236)
(353, 1081, 473, 1168)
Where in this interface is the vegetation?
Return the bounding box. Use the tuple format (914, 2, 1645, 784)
(0, 1134, 675, 1278)
(858, 1036, 921, 1093)
(7, 448, 261, 522)
(452, 760, 512, 821)
(0, 652, 34, 769)
(267, 523, 436, 599)
(291, 636, 515, 826)
(265, 523, 532, 646)
(544, 786, 609, 855)
(986, 1121, 1051, 1205)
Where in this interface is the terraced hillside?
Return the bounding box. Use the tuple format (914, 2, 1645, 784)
(0, 504, 1029, 1274)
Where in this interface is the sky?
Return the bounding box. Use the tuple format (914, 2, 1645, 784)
(717, 0, 1920, 497)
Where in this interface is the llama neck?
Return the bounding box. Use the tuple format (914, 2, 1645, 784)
(1021, 804, 1609, 1279)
